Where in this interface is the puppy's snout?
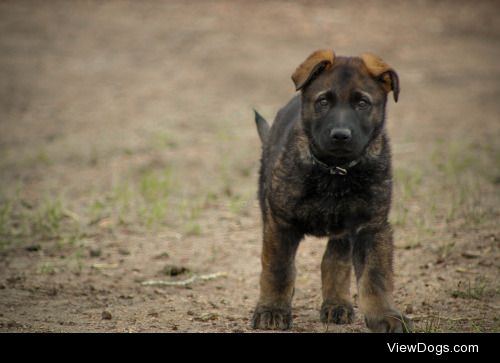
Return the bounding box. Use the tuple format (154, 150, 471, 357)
(330, 128, 352, 142)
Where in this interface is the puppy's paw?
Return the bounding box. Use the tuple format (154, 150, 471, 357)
(365, 310, 412, 333)
(320, 301, 354, 324)
(252, 305, 292, 330)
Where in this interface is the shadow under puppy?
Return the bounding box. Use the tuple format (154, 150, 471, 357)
(252, 49, 412, 332)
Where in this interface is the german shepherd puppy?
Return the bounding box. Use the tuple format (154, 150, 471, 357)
(252, 50, 411, 332)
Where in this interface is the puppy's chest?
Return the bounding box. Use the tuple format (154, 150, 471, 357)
(293, 177, 371, 236)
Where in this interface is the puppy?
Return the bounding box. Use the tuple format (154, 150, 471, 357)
(252, 50, 411, 332)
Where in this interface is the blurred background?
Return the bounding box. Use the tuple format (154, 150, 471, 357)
(0, 0, 498, 332)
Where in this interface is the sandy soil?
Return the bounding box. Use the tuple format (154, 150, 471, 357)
(0, 0, 499, 332)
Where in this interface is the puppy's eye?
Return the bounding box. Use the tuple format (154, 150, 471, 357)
(317, 97, 329, 107)
(356, 99, 370, 110)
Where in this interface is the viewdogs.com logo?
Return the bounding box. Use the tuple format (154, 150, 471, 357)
(387, 343, 479, 355)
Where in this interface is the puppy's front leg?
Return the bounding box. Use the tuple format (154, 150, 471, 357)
(320, 236, 355, 324)
(252, 214, 302, 330)
(353, 222, 412, 332)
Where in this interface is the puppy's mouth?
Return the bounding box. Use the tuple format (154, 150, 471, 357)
(311, 142, 360, 165)
(327, 146, 354, 157)
(322, 144, 359, 160)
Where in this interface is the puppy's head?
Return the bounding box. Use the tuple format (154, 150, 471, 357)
(292, 50, 399, 162)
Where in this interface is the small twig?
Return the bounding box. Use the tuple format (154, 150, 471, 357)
(455, 268, 479, 274)
(62, 208, 81, 221)
(141, 272, 227, 286)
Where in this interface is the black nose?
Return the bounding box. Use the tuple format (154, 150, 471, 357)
(330, 128, 352, 142)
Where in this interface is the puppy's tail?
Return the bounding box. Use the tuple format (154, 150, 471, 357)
(253, 109, 269, 144)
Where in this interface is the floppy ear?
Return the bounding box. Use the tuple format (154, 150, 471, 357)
(292, 49, 335, 91)
(361, 52, 400, 102)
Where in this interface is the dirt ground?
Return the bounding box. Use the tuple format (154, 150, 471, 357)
(0, 0, 499, 333)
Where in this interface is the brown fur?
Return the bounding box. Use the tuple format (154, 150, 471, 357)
(361, 52, 400, 102)
(291, 49, 335, 91)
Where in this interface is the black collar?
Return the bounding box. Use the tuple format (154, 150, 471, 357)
(309, 149, 360, 176)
